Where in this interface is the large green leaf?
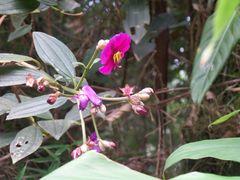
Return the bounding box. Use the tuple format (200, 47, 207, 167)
(0, 66, 42, 87)
(6, 95, 67, 120)
(38, 120, 73, 140)
(164, 138, 240, 171)
(0, 0, 39, 15)
(10, 126, 43, 163)
(41, 151, 157, 180)
(0, 53, 35, 63)
(213, 0, 240, 40)
(191, 10, 240, 103)
(171, 172, 240, 180)
(209, 109, 240, 127)
(1, 93, 53, 119)
(33, 32, 77, 81)
(0, 132, 17, 148)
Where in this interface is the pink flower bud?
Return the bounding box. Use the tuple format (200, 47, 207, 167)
(37, 84, 46, 92)
(80, 144, 89, 153)
(138, 87, 154, 95)
(132, 104, 149, 116)
(47, 92, 60, 105)
(26, 74, 36, 87)
(99, 140, 116, 151)
(71, 147, 81, 159)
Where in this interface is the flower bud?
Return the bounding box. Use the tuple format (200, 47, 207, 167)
(26, 74, 36, 87)
(129, 95, 141, 105)
(80, 144, 89, 153)
(71, 147, 81, 159)
(37, 84, 46, 92)
(132, 104, 149, 116)
(99, 140, 116, 151)
(138, 87, 154, 95)
(100, 104, 106, 113)
(47, 92, 60, 105)
(96, 39, 109, 50)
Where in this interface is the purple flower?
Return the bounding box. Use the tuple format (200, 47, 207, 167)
(73, 85, 102, 111)
(99, 33, 131, 75)
(88, 132, 102, 153)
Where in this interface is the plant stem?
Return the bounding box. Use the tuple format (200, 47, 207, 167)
(61, 85, 78, 94)
(91, 113, 100, 139)
(78, 103, 87, 143)
(100, 96, 128, 101)
(75, 49, 99, 90)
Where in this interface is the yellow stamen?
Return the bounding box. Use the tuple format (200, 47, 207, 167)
(113, 51, 122, 64)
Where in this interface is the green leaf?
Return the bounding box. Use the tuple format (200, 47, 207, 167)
(209, 109, 240, 127)
(10, 126, 43, 164)
(0, 97, 16, 115)
(0, 66, 42, 87)
(0, 53, 36, 63)
(58, 0, 80, 12)
(8, 24, 32, 42)
(0, 132, 17, 148)
(64, 105, 90, 121)
(97, 90, 116, 97)
(191, 11, 240, 103)
(41, 151, 158, 180)
(213, 0, 240, 40)
(38, 120, 73, 140)
(16, 164, 27, 180)
(10, 14, 28, 28)
(0, 0, 40, 15)
(6, 95, 67, 120)
(1, 93, 53, 119)
(164, 138, 240, 171)
(38, 0, 58, 6)
(171, 172, 240, 180)
(33, 32, 76, 81)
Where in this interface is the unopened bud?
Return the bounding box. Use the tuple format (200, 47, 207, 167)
(80, 144, 89, 153)
(37, 84, 45, 92)
(26, 74, 36, 87)
(90, 107, 98, 114)
(71, 147, 81, 159)
(100, 104, 106, 113)
(136, 93, 150, 101)
(96, 39, 109, 50)
(129, 95, 141, 105)
(132, 104, 149, 116)
(47, 92, 60, 105)
(138, 87, 154, 95)
(99, 140, 116, 151)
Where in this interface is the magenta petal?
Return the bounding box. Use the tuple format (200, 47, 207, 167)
(82, 85, 102, 106)
(111, 33, 131, 53)
(100, 42, 114, 65)
(78, 94, 89, 110)
(99, 61, 115, 75)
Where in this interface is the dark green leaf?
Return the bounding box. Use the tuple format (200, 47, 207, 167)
(10, 126, 43, 164)
(41, 151, 158, 180)
(191, 11, 240, 103)
(10, 14, 28, 28)
(6, 95, 67, 120)
(38, 120, 73, 140)
(0, 0, 39, 15)
(209, 109, 240, 127)
(58, 0, 80, 12)
(33, 32, 76, 81)
(164, 138, 240, 171)
(8, 24, 32, 42)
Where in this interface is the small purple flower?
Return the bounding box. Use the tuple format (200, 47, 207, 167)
(73, 85, 102, 111)
(99, 33, 131, 75)
(88, 132, 102, 153)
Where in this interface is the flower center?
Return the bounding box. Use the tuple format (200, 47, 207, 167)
(113, 51, 122, 64)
